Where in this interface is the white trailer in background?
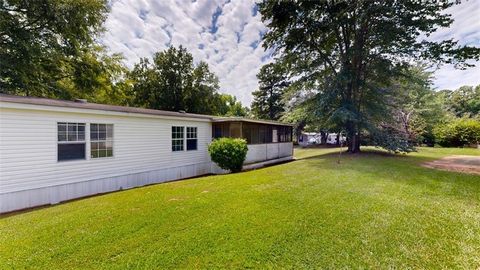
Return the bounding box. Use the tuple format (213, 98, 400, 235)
(326, 133, 346, 145)
(298, 132, 321, 146)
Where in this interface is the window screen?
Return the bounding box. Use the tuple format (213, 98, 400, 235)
(172, 126, 184, 151)
(57, 122, 86, 161)
(278, 126, 293, 142)
(243, 123, 266, 144)
(186, 127, 197, 151)
(213, 123, 229, 138)
(91, 124, 113, 158)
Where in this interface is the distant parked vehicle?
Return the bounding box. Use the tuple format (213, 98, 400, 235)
(299, 132, 347, 146)
(326, 133, 346, 145)
(298, 132, 321, 146)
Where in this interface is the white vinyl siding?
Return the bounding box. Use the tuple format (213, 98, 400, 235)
(245, 142, 293, 164)
(0, 106, 212, 194)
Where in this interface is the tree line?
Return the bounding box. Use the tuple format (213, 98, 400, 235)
(2, 0, 479, 152)
(250, 0, 480, 152)
(251, 61, 480, 148)
(0, 0, 248, 117)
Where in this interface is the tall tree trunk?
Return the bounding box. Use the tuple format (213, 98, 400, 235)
(321, 131, 327, 145)
(346, 121, 361, 153)
(347, 134, 361, 153)
(354, 133, 361, 152)
(295, 120, 305, 144)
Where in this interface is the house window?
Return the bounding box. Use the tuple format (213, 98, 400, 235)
(172, 126, 184, 151)
(90, 124, 113, 158)
(186, 127, 197, 151)
(57, 122, 86, 161)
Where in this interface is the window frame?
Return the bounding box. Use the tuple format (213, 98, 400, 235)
(172, 126, 185, 152)
(57, 122, 87, 162)
(90, 123, 114, 159)
(172, 126, 199, 152)
(186, 126, 198, 151)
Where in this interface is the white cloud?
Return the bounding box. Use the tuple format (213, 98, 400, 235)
(428, 0, 480, 90)
(101, 0, 480, 107)
(433, 63, 480, 90)
(101, 0, 270, 105)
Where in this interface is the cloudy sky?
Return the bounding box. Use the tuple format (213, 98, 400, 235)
(101, 0, 480, 105)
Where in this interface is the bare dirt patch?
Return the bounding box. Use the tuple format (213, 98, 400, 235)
(422, 155, 480, 175)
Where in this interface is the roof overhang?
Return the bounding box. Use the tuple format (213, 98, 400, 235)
(0, 94, 213, 121)
(0, 94, 294, 126)
(212, 117, 294, 127)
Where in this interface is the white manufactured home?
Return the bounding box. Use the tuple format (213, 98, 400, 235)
(0, 95, 293, 213)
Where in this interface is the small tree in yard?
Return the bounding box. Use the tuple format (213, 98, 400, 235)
(208, 138, 248, 173)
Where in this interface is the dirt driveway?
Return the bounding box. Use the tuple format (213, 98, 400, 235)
(423, 155, 480, 175)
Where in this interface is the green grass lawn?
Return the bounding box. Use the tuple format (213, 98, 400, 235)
(1, 147, 479, 269)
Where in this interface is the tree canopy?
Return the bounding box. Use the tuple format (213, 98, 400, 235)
(214, 94, 249, 117)
(1, 3, 248, 117)
(438, 85, 480, 118)
(129, 46, 248, 116)
(390, 65, 444, 145)
(258, 0, 480, 152)
(0, 0, 115, 99)
(251, 62, 289, 120)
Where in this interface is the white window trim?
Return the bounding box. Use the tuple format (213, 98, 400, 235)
(172, 126, 198, 152)
(90, 123, 115, 159)
(186, 126, 198, 151)
(172, 126, 185, 152)
(56, 122, 87, 163)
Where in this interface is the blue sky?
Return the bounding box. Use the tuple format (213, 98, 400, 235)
(102, 0, 480, 105)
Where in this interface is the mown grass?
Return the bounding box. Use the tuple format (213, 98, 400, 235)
(1, 147, 479, 269)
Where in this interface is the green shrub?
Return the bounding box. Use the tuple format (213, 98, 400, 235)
(434, 118, 480, 147)
(208, 138, 248, 173)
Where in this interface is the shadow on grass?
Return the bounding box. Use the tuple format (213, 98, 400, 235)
(297, 148, 480, 202)
(0, 172, 220, 218)
(296, 147, 410, 161)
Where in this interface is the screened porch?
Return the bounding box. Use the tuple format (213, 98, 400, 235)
(212, 120, 293, 144)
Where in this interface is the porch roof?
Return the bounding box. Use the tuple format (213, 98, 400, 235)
(212, 117, 294, 127)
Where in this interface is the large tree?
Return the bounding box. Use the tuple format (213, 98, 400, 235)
(259, 0, 480, 153)
(0, 0, 112, 98)
(129, 46, 193, 111)
(251, 62, 289, 120)
(130, 46, 224, 115)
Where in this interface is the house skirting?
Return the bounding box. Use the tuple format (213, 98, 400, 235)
(0, 162, 212, 214)
(243, 156, 293, 170)
(1, 155, 295, 214)
(211, 155, 294, 174)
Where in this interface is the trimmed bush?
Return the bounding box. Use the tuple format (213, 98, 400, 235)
(208, 138, 248, 173)
(434, 118, 480, 147)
